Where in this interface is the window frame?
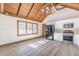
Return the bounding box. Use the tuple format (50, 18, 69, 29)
(17, 20, 27, 36)
(26, 22, 33, 35)
(32, 23, 38, 34)
(17, 20, 38, 36)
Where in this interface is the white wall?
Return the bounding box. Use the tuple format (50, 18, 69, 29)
(45, 8, 79, 25)
(0, 14, 42, 45)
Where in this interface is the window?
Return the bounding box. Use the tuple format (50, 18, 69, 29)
(17, 20, 38, 36)
(27, 22, 33, 34)
(32, 23, 38, 34)
(17, 20, 26, 36)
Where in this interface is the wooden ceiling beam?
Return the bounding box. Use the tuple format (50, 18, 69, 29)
(17, 3, 21, 15)
(27, 3, 44, 20)
(18, 3, 33, 17)
(1, 3, 4, 13)
(26, 3, 34, 18)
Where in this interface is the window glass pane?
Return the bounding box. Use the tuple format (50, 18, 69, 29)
(32, 23, 38, 33)
(27, 23, 32, 34)
(18, 21, 26, 35)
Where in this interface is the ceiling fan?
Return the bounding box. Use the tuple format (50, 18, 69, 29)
(41, 3, 64, 15)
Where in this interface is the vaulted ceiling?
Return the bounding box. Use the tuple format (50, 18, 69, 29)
(0, 3, 58, 22)
(0, 3, 79, 22)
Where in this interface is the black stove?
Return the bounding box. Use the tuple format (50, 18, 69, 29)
(63, 30, 74, 41)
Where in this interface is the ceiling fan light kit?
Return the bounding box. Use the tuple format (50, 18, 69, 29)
(41, 3, 64, 15)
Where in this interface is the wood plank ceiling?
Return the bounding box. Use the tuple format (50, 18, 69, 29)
(59, 3, 79, 10)
(0, 4, 1, 12)
(0, 3, 79, 22)
(18, 3, 33, 18)
(0, 3, 58, 22)
(1, 3, 49, 22)
(4, 3, 20, 15)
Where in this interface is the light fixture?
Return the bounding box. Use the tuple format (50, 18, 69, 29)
(41, 3, 56, 15)
(41, 3, 64, 15)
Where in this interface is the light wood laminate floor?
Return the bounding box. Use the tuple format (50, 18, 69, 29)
(0, 37, 79, 56)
